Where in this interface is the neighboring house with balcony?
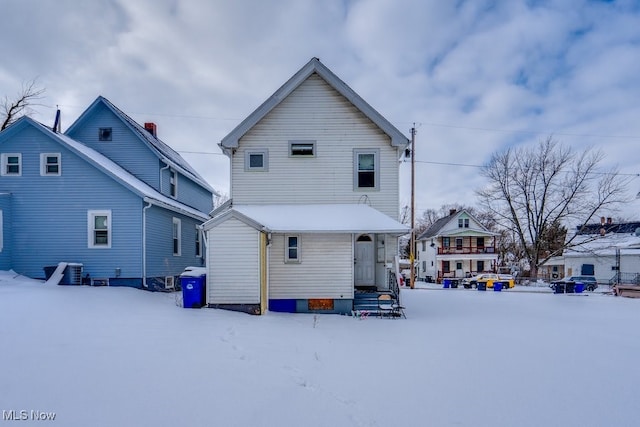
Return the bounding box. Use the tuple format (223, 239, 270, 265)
(416, 209, 498, 282)
(203, 58, 409, 315)
(0, 96, 216, 289)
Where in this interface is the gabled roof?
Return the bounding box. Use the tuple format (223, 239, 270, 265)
(65, 96, 216, 194)
(3, 117, 209, 221)
(416, 209, 495, 240)
(204, 203, 409, 235)
(220, 57, 409, 152)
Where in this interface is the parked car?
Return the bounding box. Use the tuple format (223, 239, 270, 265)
(550, 276, 598, 291)
(476, 273, 515, 289)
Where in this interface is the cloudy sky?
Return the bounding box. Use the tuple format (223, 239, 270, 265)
(1, 0, 639, 221)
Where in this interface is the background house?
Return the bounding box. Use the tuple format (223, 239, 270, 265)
(204, 58, 409, 315)
(0, 97, 216, 289)
(556, 218, 640, 285)
(416, 209, 498, 282)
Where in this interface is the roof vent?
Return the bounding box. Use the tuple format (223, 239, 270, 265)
(144, 122, 157, 137)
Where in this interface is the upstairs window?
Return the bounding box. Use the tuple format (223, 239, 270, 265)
(1, 153, 21, 176)
(40, 153, 61, 176)
(245, 149, 268, 171)
(99, 128, 112, 141)
(458, 218, 469, 228)
(169, 169, 177, 198)
(289, 141, 315, 157)
(456, 238, 463, 250)
(442, 237, 450, 248)
(354, 149, 379, 190)
(88, 210, 111, 248)
(477, 237, 485, 249)
(195, 227, 202, 258)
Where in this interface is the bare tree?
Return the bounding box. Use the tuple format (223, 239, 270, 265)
(1, 79, 45, 131)
(477, 137, 630, 278)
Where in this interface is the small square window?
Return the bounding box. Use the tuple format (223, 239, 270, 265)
(245, 149, 268, 171)
(99, 128, 112, 141)
(40, 153, 61, 176)
(289, 141, 315, 157)
(1, 153, 21, 176)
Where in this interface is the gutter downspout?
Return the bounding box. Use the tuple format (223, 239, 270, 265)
(160, 162, 170, 194)
(142, 201, 153, 287)
(201, 224, 208, 306)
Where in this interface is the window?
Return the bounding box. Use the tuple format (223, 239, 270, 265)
(477, 260, 485, 272)
(443, 261, 450, 273)
(245, 149, 268, 171)
(195, 227, 202, 258)
(443, 237, 450, 248)
(354, 149, 379, 190)
(456, 262, 463, 270)
(1, 153, 21, 176)
(88, 210, 111, 248)
(458, 218, 469, 228)
(422, 261, 426, 271)
(285, 235, 300, 262)
(456, 238, 463, 250)
(581, 264, 594, 275)
(40, 153, 61, 176)
(98, 127, 112, 141)
(421, 241, 426, 251)
(169, 169, 177, 198)
(173, 218, 181, 256)
(289, 141, 315, 157)
(477, 237, 485, 249)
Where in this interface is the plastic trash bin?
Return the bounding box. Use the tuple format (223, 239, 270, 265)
(180, 274, 206, 308)
(477, 282, 487, 291)
(574, 282, 585, 293)
(554, 283, 565, 294)
(565, 282, 575, 293)
(443, 279, 451, 289)
(494, 282, 503, 292)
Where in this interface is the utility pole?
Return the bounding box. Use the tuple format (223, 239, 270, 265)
(410, 125, 416, 289)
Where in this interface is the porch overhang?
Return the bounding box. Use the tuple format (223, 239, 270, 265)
(225, 204, 409, 236)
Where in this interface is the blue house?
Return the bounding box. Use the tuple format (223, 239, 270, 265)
(0, 96, 216, 289)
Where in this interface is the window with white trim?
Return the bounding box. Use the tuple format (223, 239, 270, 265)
(289, 141, 315, 157)
(1, 153, 21, 176)
(173, 218, 181, 256)
(285, 235, 300, 262)
(40, 153, 61, 176)
(169, 169, 177, 198)
(88, 210, 111, 248)
(245, 149, 268, 171)
(195, 226, 202, 258)
(354, 149, 379, 190)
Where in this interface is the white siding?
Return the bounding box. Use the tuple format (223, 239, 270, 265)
(207, 218, 260, 304)
(231, 74, 401, 219)
(269, 233, 353, 299)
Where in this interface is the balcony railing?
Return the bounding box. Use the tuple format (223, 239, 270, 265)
(438, 247, 495, 255)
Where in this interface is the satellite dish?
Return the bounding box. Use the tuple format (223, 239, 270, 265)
(635, 227, 640, 237)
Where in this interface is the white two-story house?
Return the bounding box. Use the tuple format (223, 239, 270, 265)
(203, 58, 409, 314)
(416, 209, 498, 282)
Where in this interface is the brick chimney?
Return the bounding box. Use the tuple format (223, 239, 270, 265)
(144, 122, 157, 137)
(600, 217, 606, 225)
(449, 209, 457, 215)
(607, 217, 612, 225)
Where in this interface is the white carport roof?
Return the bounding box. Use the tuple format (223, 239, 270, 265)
(205, 204, 409, 235)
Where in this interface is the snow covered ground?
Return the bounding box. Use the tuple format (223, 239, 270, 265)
(2, 271, 639, 427)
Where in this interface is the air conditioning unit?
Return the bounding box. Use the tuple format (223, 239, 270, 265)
(165, 276, 175, 290)
(67, 263, 83, 285)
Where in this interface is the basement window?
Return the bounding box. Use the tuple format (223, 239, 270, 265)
(289, 141, 315, 157)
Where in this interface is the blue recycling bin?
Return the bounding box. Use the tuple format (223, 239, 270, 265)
(575, 282, 585, 293)
(494, 282, 503, 292)
(181, 275, 206, 308)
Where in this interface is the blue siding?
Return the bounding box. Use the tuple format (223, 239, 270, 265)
(145, 206, 205, 278)
(161, 167, 214, 213)
(65, 103, 161, 190)
(0, 125, 143, 279)
(0, 194, 11, 270)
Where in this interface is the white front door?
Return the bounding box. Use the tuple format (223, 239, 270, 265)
(355, 235, 375, 286)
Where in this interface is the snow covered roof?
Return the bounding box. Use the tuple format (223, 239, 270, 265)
(16, 118, 209, 221)
(205, 204, 409, 235)
(220, 58, 409, 152)
(565, 232, 640, 257)
(65, 96, 217, 195)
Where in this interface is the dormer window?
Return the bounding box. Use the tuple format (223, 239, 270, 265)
(99, 127, 112, 141)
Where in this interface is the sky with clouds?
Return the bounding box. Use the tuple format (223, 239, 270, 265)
(1, 0, 639, 222)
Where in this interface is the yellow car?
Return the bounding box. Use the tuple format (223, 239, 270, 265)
(476, 274, 515, 289)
